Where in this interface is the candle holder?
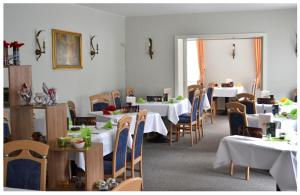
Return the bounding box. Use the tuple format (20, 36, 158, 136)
(90, 35, 99, 60)
(35, 30, 46, 61)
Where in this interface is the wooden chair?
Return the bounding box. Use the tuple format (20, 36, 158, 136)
(251, 79, 257, 96)
(174, 89, 200, 146)
(112, 177, 143, 191)
(126, 88, 135, 97)
(89, 93, 110, 111)
(104, 115, 131, 180)
(205, 85, 216, 123)
(67, 100, 96, 125)
(4, 140, 49, 190)
(3, 111, 11, 143)
(235, 93, 256, 114)
(187, 85, 202, 105)
(112, 90, 122, 110)
(127, 110, 147, 188)
(197, 93, 205, 139)
(226, 102, 250, 181)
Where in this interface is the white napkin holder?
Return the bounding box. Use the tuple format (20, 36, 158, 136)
(259, 90, 270, 98)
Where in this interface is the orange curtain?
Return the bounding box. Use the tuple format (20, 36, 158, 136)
(196, 39, 205, 85)
(254, 38, 262, 89)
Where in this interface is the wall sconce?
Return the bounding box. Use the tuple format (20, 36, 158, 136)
(90, 35, 99, 60)
(35, 30, 45, 61)
(232, 43, 236, 59)
(295, 34, 297, 56)
(148, 38, 154, 59)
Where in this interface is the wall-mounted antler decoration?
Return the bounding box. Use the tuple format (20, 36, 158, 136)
(148, 38, 154, 59)
(90, 35, 99, 60)
(35, 30, 45, 61)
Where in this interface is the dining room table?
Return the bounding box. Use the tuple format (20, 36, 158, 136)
(214, 135, 297, 191)
(68, 124, 128, 171)
(89, 111, 168, 136)
(213, 86, 245, 114)
(256, 102, 297, 114)
(246, 113, 297, 133)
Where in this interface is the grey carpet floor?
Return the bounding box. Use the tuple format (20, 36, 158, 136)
(141, 115, 276, 191)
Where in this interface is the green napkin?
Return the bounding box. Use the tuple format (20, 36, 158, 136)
(113, 110, 122, 115)
(80, 128, 91, 137)
(290, 109, 297, 119)
(176, 95, 183, 101)
(168, 99, 177, 104)
(137, 98, 145, 103)
(103, 120, 113, 129)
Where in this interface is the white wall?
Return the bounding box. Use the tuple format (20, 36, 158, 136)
(125, 9, 297, 99)
(4, 4, 125, 116)
(205, 39, 256, 92)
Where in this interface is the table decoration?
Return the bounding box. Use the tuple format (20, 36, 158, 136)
(137, 97, 145, 103)
(19, 83, 32, 105)
(103, 120, 113, 129)
(176, 95, 183, 100)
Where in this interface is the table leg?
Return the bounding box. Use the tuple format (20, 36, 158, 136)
(85, 144, 103, 191)
(169, 123, 172, 146)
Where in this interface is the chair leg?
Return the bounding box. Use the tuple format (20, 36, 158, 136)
(245, 166, 250, 181)
(190, 125, 193, 146)
(210, 112, 213, 124)
(176, 125, 179, 142)
(230, 161, 234, 176)
(140, 160, 144, 189)
(201, 120, 204, 138)
(131, 163, 135, 178)
(169, 124, 172, 146)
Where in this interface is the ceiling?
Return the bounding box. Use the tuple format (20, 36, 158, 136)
(80, 3, 296, 17)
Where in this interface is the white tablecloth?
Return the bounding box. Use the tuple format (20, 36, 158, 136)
(247, 113, 297, 132)
(214, 135, 297, 191)
(134, 99, 191, 124)
(202, 93, 211, 111)
(68, 124, 133, 171)
(256, 103, 297, 114)
(213, 86, 245, 97)
(89, 111, 168, 136)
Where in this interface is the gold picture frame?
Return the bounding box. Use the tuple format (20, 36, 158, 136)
(52, 29, 83, 69)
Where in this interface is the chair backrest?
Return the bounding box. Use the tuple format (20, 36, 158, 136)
(251, 79, 257, 96)
(199, 93, 205, 117)
(112, 90, 122, 109)
(89, 93, 110, 111)
(67, 100, 77, 119)
(188, 85, 202, 104)
(112, 177, 143, 191)
(206, 86, 214, 105)
(132, 110, 147, 161)
(4, 112, 11, 140)
(190, 89, 200, 123)
(4, 140, 49, 191)
(235, 93, 256, 114)
(112, 115, 131, 178)
(226, 102, 248, 135)
(126, 88, 135, 97)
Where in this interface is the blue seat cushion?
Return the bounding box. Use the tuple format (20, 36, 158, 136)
(103, 152, 113, 161)
(179, 113, 190, 118)
(104, 161, 113, 175)
(178, 115, 191, 123)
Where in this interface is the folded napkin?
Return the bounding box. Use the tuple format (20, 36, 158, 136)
(103, 110, 111, 115)
(103, 120, 113, 129)
(113, 110, 122, 115)
(137, 98, 145, 103)
(176, 95, 183, 101)
(279, 97, 293, 106)
(80, 128, 92, 137)
(290, 109, 297, 119)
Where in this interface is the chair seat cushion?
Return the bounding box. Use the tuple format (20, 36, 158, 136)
(178, 115, 191, 123)
(104, 161, 113, 175)
(179, 113, 190, 118)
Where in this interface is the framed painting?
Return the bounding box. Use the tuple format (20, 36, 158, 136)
(52, 29, 83, 69)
